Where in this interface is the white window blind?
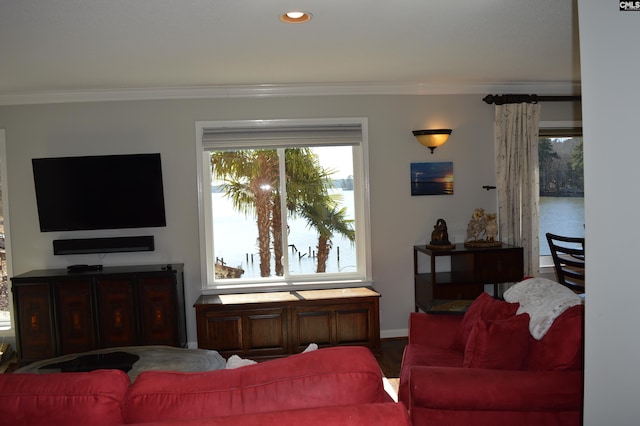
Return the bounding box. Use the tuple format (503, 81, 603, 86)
(201, 123, 362, 149)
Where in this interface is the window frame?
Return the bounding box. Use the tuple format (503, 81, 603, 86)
(538, 121, 583, 270)
(0, 129, 14, 334)
(195, 118, 372, 293)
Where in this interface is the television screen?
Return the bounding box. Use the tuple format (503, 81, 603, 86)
(32, 153, 167, 232)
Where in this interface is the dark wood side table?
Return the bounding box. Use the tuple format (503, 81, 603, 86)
(194, 287, 381, 359)
(414, 244, 523, 312)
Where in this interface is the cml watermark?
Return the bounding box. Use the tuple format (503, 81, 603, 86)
(620, 1, 640, 10)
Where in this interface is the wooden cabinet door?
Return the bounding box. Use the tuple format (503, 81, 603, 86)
(196, 307, 288, 358)
(96, 278, 137, 347)
(14, 283, 55, 361)
(244, 308, 288, 356)
(138, 277, 178, 345)
(334, 302, 378, 346)
(290, 306, 333, 351)
(196, 309, 243, 353)
(290, 301, 381, 352)
(56, 280, 97, 355)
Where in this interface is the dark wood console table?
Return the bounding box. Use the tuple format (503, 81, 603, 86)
(414, 244, 523, 312)
(194, 287, 381, 359)
(11, 264, 186, 364)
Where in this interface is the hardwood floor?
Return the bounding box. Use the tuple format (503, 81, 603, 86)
(377, 337, 407, 378)
(376, 337, 407, 400)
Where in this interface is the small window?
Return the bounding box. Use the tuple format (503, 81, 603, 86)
(195, 119, 371, 291)
(538, 127, 584, 262)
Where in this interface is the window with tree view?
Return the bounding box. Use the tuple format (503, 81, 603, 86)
(0, 132, 11, 332)
(197, 120, 370, 290)
(538, 128, 584, 258)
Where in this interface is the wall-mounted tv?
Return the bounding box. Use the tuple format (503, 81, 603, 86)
(32, 153, 167, 232)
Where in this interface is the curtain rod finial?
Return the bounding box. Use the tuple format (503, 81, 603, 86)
(483, 95, 496, 104)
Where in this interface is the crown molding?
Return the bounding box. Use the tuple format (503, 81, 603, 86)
(0, 81, 581, 106)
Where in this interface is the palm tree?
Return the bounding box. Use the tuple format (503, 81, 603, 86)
(211, 147, 354, 277)
(272, 148, 334, 275)
(283, 148, 355, 272)
(298, 198, 355, 273)
(210, 150, 279, 277)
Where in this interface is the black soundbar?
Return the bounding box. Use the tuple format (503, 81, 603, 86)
(53, 236, 155, 255)
(67, 264, 103, 272)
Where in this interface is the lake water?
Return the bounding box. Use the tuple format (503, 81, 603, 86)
(411, 181, 454, 196)
(539, 196, 584, 255)
(212, 190, 357, 279)
(212, 192, 583, 278)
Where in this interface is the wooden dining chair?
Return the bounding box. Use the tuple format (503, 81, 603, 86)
(545, 232, 585, 293)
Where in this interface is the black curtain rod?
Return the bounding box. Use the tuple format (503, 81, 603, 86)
(482, 94, 581, 105)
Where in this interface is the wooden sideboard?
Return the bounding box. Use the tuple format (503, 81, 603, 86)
(194, 287, 381, 359)
(11, 264, 186, 363)
(414, 244, 524, 311)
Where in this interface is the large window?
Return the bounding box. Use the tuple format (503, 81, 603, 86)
(0, 130, 13, 332)
(196, 119, 371, 291)
(538, 126, 584, 263)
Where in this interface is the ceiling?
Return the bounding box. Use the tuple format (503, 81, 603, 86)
(0, 0, 581, 105)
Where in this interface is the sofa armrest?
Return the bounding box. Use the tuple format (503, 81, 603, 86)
(0, 370, 130, 426)
(410, 366, 583, 412)
(408, 312, 462, 348)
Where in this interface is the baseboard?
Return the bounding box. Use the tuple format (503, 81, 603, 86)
(381, 328, 408, 339)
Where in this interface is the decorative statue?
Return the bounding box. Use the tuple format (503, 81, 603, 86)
(464, 208, 500, 247)
(485, 213, 498, 242)
(465, 208, 487, 242)
(430, 218, 451, 246)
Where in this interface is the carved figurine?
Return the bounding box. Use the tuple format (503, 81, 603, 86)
(465, 208, 487, 241)
(430, 218, 451, 246)
(485, 213, 498, 242)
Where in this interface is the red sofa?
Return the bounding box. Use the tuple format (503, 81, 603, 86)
(400, 290, 584, 426)
(0, 346, 410, 425)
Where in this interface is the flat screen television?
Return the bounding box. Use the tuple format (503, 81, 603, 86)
(32, 153, 167, 232)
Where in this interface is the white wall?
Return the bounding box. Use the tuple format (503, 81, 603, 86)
(0, 94, 578, 344)
(578, 1, 640, 424)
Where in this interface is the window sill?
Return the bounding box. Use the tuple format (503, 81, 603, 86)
(202, 279, 374, 295)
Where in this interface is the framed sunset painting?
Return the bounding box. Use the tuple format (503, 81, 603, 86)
(410, 162, 454, 195)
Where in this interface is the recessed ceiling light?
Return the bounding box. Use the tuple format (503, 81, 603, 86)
(280, 11, 312, 24)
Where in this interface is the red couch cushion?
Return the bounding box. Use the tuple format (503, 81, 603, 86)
(409, 368, 583, 426)
(124, 346, 386, 423)
(526, 304, 584, 371)
(463, 314, 531, 370)
(398, 343, 464, 405)
(0, 370, 129, 426)
(454, 292, 520, 351)
(141, 402, 411, 426)
(410, 367, 583, 411)
(402, 345, 464, 371)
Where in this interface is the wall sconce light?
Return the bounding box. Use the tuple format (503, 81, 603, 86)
(412, 129, 452, 154)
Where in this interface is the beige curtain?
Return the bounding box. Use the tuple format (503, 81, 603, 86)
(494, 102, 541, 277)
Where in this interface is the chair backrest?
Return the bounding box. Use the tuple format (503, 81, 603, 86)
(545, 232, 585, 293)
